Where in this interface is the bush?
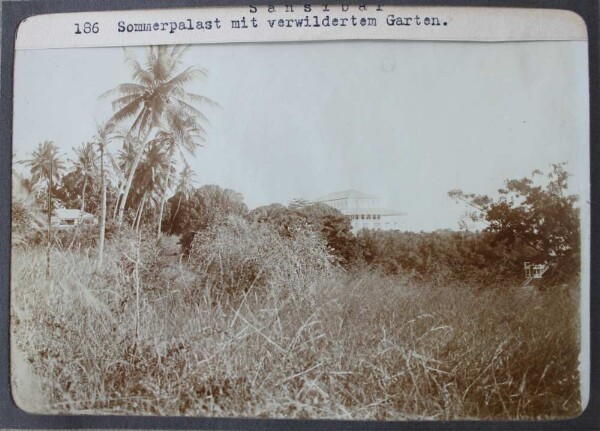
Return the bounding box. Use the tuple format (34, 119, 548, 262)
(171, 185, 248, 252)
(49, 218, 119, 251)
(357, 229, 533, 287)
(188, 216, 337, 300)
(11, 201, 40, 247)
(248, 203, 361, 267)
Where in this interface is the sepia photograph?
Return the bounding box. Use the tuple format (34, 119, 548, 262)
(10, 29, 589, 420)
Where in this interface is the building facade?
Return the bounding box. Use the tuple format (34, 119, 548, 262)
(52, 208, 97, 228)
(311, 190, 406, 232)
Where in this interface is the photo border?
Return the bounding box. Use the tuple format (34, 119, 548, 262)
(1, 0, 598, 429)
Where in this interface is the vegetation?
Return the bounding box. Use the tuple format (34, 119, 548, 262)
(10, 45, 582, 420)
(101, 45, 213, 226)
(449, 163, 580, 284)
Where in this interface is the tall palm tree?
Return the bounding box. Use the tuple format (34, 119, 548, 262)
(93, 123, 116, 268)
(21, 141, 65, 278)
(150, 121, 205, 238)
(168, 161, 196, 235)
(101, 45, 215, 225)
(21, 141, 66, 214)
(71, 142, 99, 214)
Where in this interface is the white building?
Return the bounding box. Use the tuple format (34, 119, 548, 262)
(311, 190, 406, 232)
(52, 208, 96, 228)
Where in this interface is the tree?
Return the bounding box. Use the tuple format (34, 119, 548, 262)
(71, 142, 98, 214)
(177, 185, 248, 252)
(448, 164, 580, 280)
(166, 162, 196, 235)
(151, 122, 204, 238)
(111, 135, 139, 220)
(129, 142, 172, 232)
(101, 45, 215, 225)
(94, 123, 117, 267)
(21, 141, 65, 277)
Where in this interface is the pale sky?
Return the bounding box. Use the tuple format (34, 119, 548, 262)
(13, 40, 589, 231)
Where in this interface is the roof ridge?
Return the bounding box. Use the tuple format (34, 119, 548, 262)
(312, 189, 381, 202)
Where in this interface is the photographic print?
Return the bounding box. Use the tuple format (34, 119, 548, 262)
(9, 5, 590, 421)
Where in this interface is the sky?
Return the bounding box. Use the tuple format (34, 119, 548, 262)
(12, 40, 589, 231)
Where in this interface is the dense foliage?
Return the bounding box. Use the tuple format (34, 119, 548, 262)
(449, 164, 580, 284)
(166, 184, 249, 252)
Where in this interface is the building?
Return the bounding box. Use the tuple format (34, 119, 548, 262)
(52, 208, 97, 228)
(311, 190, 406, 232)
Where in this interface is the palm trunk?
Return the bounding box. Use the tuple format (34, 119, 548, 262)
(117, 130, 153, 225)
(117, 149, 144, 225)
(98, 144, 107, 268)
(80, 174, 88, 213)
(168, 195, 183, 235)
(131, 198, 142, 229)
(135, 194, 147, 232)
(68, 172, 89, 251)
(112, 188, 121, 220)
(46, 161, 53, 279)
(156, 155, 174, 238)
(112, 179, 126, 220)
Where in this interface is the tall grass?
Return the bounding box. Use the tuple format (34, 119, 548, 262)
(10, 229, 581, 419)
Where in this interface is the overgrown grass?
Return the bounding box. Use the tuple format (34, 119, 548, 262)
(10, 233, 581, 419)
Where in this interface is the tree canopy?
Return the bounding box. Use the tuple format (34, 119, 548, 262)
(449, 164, 580, 280)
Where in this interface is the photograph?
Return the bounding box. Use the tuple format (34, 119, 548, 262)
(10, 35, 589, 420)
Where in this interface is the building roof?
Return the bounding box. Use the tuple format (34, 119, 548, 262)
(312, 189, 380, 203)
(341, 208, 407, 216)
(55, 208, 95, 220)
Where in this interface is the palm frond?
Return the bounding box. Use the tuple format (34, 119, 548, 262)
(158, 68, 208, 95)
(171, 87, 220, 108)
(124, 52, 154, 85)
(99, 83, 146, 100)
(110, 94, 144, 112)
(107, 97, 144, 128)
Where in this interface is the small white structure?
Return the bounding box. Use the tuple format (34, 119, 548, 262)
(52, 208, 96, 228)
(523, 262, 549, 286)
(312, 190, 406, 232)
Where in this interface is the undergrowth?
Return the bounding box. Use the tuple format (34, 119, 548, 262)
(10, 227, 581, 419)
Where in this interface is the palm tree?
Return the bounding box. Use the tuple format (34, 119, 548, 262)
(112, 135, 141, 220)
(130, 142, 172, 232)
(93, 123, 116, 268)
(101, 45, 215, 225)
(168, 161, 196, 235)
(21, 141, 65, 278)
(150, 121, 205, 238)
(71, 142, 99, 214)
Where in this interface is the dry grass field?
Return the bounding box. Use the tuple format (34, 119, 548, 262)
(10, 228, 581, 420)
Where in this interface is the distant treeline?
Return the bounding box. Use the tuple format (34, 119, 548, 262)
(13, 163, 580, 288)
(161, 164, 580, 288)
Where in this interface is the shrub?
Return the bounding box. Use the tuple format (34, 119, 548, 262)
(173, 185, 248, 253)
(188, 216, 337, 300)
(11, 201, 40, 247)
(356, 229, 541, 287)
(248, 203, 361, 267)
